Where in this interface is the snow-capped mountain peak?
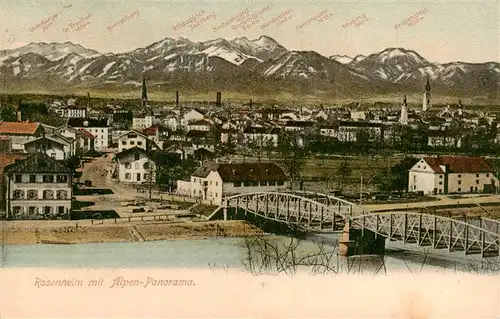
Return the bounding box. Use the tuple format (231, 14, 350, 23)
(3, 41, 101, 61)
(330, 54, 354, 64)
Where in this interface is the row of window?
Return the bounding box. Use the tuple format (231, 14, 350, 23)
(234, 180, 285, 187)
(14, 175, 68, 183)
(124, 162, 150, 169)
(12, 206, 66, 215)
(124, 173, 150, 181)
(438, 180, 482, 186)
(438, 174, 489, 178)
(122, 141, 143, 146)
(12, 190, 68, 200)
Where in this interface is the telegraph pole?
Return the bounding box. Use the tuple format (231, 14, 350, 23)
(148, 158, 153, 200)
(360, 176, 363, 206)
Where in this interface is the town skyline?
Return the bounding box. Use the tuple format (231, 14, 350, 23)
(0, 0, 498, 63)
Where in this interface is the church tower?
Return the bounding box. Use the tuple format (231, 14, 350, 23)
(400, 95, 408, 125)
(141, 75, 148, 108)
(422, 77, 431, 111)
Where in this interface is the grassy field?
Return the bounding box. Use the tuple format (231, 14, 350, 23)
(300, 155, 399, 193)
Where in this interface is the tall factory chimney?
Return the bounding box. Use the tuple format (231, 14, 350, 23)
(176, 91, 179, 107)
(216, 92, 221, 107)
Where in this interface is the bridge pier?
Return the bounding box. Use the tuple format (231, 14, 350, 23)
(338, 219, 386, 257)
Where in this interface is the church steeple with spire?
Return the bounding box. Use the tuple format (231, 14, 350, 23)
(141, 74, 148, 108)
(422, 77, 431, 111)
(400, 94, 408, 125)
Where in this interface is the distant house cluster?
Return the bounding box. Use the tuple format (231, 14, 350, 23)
(1, 76, 499, 220)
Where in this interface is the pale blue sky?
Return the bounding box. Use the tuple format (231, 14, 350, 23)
(0, 0, 498, 63)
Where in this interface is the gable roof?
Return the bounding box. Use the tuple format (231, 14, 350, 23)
(186, 130, 214, 138)
(118, 130, 148, 139)
(217, 163, 287, 182)
(0, 121, 41, 135)
(143, 126, 158, 136)
(22, 135, 70, 147)
(191, 162, 287, 182)
(67, 118, 108, 128)
(79, 128, 95, 139)
(422, 156, 494, 174)
(4, 152, 72, 174)
(189, 119, 212, 126)
(0, 154, 30, 177)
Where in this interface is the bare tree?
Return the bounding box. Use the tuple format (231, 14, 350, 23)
(337, 160, 352, 193)
(242, 235, 338, 276)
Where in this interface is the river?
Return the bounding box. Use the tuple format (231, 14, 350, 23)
(1, 234, 496, 275)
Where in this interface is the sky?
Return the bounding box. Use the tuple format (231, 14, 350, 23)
(0, 0, 498, 63)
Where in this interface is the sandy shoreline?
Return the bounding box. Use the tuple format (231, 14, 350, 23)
(0, 220, 264, 245)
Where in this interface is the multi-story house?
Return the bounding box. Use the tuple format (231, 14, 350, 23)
(55, 125, 95, 153)
(187, 119, 212, 132)
(186, 130, 216, 151)
(180, 109, 206, 128)
(0, 122, 44, 151)
(4, 152, 73, 219)
(408, 156, 498, 195)
(176, 162, 289, 205)
(65, 105, 88, 118)
(243, 126, 280, 147)
(115, 147, 156, 184)
(22, 135, 76, 160)
(117, 130, 160, 153)
(283, 121, 314, 132)
(67, 118, 110, 151)
(337, 121, 384, 142)
(132, 110, 155, 131)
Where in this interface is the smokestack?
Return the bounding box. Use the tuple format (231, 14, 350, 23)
(216, 91, 221, 107)
(250, 99, 253, 108)
(176, 91, 179, 107)
(16, 105, 22, 122)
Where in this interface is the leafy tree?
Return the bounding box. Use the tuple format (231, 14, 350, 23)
(337, 160, 352, 192)
(0, 106, 16, 121)
(355, 129, 371, 155)
(277, 133, 308, 189)
(65, 155, 81, 173)
(373, 156, 419, 192)
(153, 152, 197, 191)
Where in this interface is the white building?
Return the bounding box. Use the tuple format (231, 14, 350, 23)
(117, 130, 160, 153)
(132, 111, 154, 130)
(408, 156, 498, 195)
(66, 105, 88, 118)
(115, 147, 156, 184)
(176, 162, 289, 205)
(55, 126, 95, 153)
(187, 119, 212, 132)
(243, 126, 280, 147)
(337, 121, 383, 142)
(181, 109, 206, 128)
(22, 135, 76, 160)
(4, 152, 73, 219)
(67, 118, 110, 151)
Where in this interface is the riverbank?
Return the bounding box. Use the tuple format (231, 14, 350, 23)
(1, 220, 264, 245)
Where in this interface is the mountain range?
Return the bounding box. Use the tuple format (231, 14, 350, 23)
(0, 36, 498, 100)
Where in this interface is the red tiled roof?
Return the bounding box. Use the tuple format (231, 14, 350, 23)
(422, 156, 494, 174)
(79, 128, 95, 139)
(0, 122, 41, 135)
(143, 126, 158, 135)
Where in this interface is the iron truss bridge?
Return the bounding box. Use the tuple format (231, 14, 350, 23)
(223, 191, 500, 258)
